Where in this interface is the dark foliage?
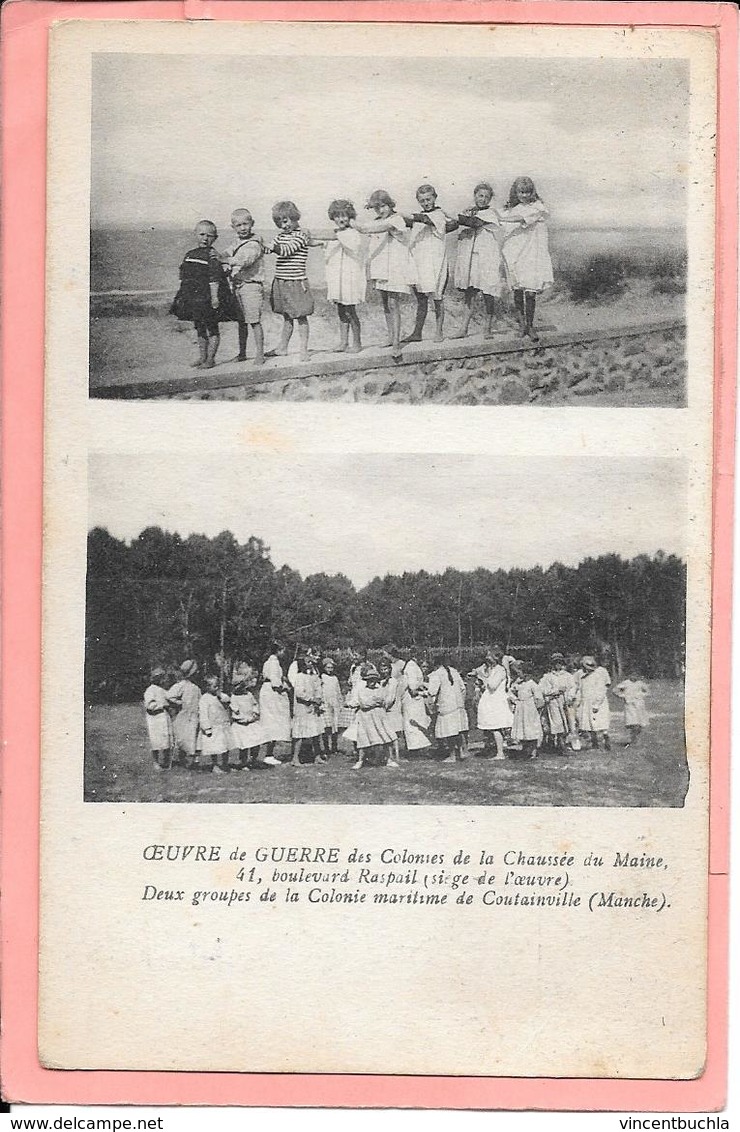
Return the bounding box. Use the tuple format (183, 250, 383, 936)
(86, 527, 686, 701)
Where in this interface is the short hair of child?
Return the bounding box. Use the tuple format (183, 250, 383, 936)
(328, 199, 357, 220)
(272, 200, 301, 225)
(366, 189, 395, 211)
(196, 219, 218, 235)
(416, 183, 437, 200)
(505, 177, 540, 209)
(231, 208, 253, 224)
(474, 181, 494, 197)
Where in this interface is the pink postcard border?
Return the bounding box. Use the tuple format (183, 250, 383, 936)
(0, 0, 735, 1110)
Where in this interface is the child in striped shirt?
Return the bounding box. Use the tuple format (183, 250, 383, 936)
(265, 200, 314, 363)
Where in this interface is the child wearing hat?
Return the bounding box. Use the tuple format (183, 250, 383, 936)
(167, 659, 201, 768)
(143, 667, 174, 770)
(353, 664, 396, 770)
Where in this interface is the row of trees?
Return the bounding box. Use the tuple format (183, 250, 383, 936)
(86, 526, 686, 701)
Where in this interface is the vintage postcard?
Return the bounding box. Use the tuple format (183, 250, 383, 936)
(1, 0, 735, 1111)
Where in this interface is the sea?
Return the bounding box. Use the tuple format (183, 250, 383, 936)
(90, 225, 685, 298)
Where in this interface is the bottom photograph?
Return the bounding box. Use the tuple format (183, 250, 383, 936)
(85, 453, 687, 807)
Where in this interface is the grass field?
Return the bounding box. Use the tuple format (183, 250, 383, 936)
(85, 680, 688, 807)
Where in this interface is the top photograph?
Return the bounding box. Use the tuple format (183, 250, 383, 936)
(89, 48, 693, 406)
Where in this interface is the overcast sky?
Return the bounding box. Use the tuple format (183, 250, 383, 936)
(89, 454, 685, 586)
(91, 54, 688, 231)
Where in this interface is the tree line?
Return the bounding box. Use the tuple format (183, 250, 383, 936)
(86, 526, 686, 701)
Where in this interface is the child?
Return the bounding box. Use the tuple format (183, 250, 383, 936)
(322, 199, 366, 353)
(166, 659, 201, 768)
(290, 657, 324, 766)
(143, 666, 174, 771)
(510, 663, 544, 759)
(171, 220, 230, 369)
(259, 643, 291, 766)
(404, 183, 450, 343)
(401, 661, 432, 755)
(476, 650, 514, 760)
(229, 667, 263, 769)
(223, 208, 266, 365)
(454, 182, 504, 338)
(539, 652, 575, 753)
(500, 177, 554, 342)
(614, 673, 650, 746)
(426, 655, 463, 763)
(378, 657, 403, 767)
(576, 655, 611, 750)
(264, 201, 314, 362)
(320, 657, 343, 760)
(352, 664, 395, 770)
(352, 190, 413, 361)
(199, 675, 233, 774)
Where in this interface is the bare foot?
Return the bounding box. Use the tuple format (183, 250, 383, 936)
(401, 333, 422, 345)
(334, 343, 348, 353)
(433, 333, 444, 343)
(253, 355, 266, 366)
(348, 344, 363, 353)
(298, 351, 310, 363)
(190, 359, 204, 368)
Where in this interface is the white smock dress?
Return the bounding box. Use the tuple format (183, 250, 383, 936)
(477, 664, 514, 731)
(229, 690, 262, 750)
(144, 684, 174, 751)
(258, 655, 291, 743)
(500, 200, 554, 293)
(427, 666, 462, 739)
(577, 668, 612, 732)
(408, 207, 449, 298)
(324, 229, 367, 306)
(401, 660, 431, 751)
(365, 214, 413, 294)
(454, 208, 503, 296)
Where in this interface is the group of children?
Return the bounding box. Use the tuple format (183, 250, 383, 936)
(171, 177, 554, 369)
(143, 645, 650, 775)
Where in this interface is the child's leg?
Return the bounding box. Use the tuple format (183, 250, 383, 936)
(524, 739, 537, 759)
(459, 289, 476, 336)
(524, 291, 538, 340)
(322, 728, 331, 758)
(352, 746, 366, 770)
(219, 749, 231, 772)
(335, 304, 350, 351)
(483, 294, 496, 337)
(248, 320, 265, 365)
(590, 730, 599, 749)
(442, 737, 457, 763)
(432, 298, 445, 342)
(235, 319, 248, 361)
(347, 306, 362, 351)
(403, 290, 428, 342)
(312, 736, 323, 763)
(204, 331, 220, 368)
(513, 289, 526, 334)
(279, 315, 294, 355)
(296, 316, 310, 362)
(389, 295, 402, 357)
(291, 738, 303, 766)
(192, 324, 208, 367)
(492, 730, 505, 760)
(387, 736, 400, 767)
(331, 729, 338, 756)
(152, 749, 164, 771)
(603, 731, 611, 751)
(625, 723, 642, 747)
